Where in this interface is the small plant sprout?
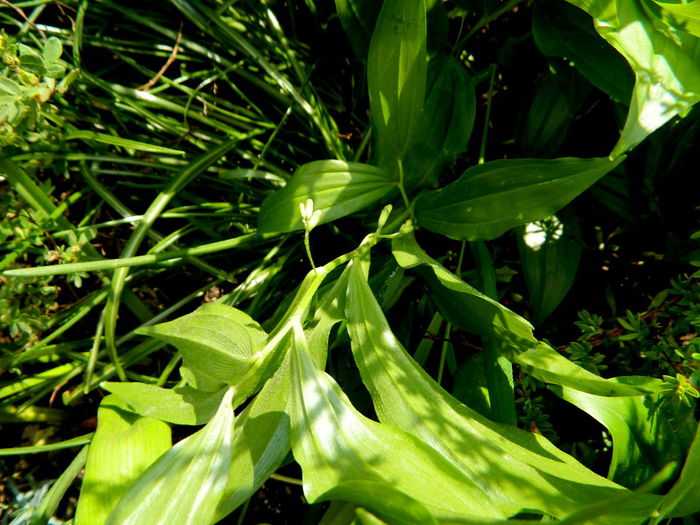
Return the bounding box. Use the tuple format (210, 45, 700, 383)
(299, 198, 321, 268)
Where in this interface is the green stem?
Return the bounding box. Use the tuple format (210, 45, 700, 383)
(2, 234, 269, 277)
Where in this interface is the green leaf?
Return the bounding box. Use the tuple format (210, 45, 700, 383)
(289, 322, 504, 521)
(29, 446, 88, 525)
(102, 382, 227, 425)
(75, 396, 171, 525)
(18, 44, 46, 76)
(136, 303, 268, 389)
(345, 259, 662, 520)
(213, 270, 349, 521)
(653, 0, 700, 39)
(654, 422, 700, 519)
(368, 0, 427, 167)
(65, 130, 186, 155)
(258, 160, 396, 233)
(321, 481, 437, 525)
(517, 212, 583, 324)
(404, 55, 475, 187)
(106, 388, 235, 525)
(414, 156, 624, 241)
(42, 37, 63, 64)
(515, 64, 591, 157)
(335, 0, 382, 59)
(533, 0, 633, 103)
(392, 233, 662, 397)
(565, 0, 700, 156)
(553, 377, 697, 487)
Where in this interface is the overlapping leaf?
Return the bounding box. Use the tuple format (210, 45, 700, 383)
(404, 55, 475, 188)
(553, 378, 696, 487)
(533, 0, 633, 103)
(213, 268, 350, 520)
(102, 382, 227, 425)
(106, 388, 235, 525)
(136, 303, 267, 391)
(289, 322, 507, 522)
(517, 213, 582, 324)
(565, 0, 700, 156)
(392, 233, 662, 396)
(258, 160, 396, 233)
(75, 396, 171, 525)
(344, 260, 663, 521)
(414, 156, 623, 241)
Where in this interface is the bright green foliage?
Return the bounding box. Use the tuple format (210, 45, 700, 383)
(565, 0, 700, 156)
(102, 382, 227, 425)
(368, 0, 427, 170)
(258, 160, 396, 233)
(75, 397, 171, 525)
(414, 157, 623, 241)
(136, 303, 268, 391)
(105, 388, 235, 525)
(555, 378, 696, 487)
(2, 0, 699, 523)
(0, 32, 76, 146)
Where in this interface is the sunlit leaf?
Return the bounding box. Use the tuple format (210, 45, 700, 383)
(533, 0, 633, 103)
(565, 0, 700, 156)
(103, 382, 227, 425)
(289, 321, 506, 521)
(106, 388, 235, 525)
(75, 396, 171, 525)
(345, 260, 663, 520)
(392, 233, 663, 397)
(213, 269, 349, 521)
(258, 160, 396, 233)
(653, 0, 700, 39)
(414, 156, 623, 241)
(136, 303, 267, 390)
(368, 0, 427, 168)
(553, 377, 696, 487)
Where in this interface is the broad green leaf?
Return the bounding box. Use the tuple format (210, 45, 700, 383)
(533, 0, 633, 103)
(136, 303, 267, 389)
(102, 382, 227, 425)
(345, 260, 663, 521)
(335, 0, 382, 59)
(75, 396, 171, 525)
(257, 160, 396, 233)
(404, 55, 475, 188)
(213, 269, 349, 520)
(42, 37, 63, 64)
(565, 0, 700, 156)
(368, 0, 427, 167)
(320, 481, 438, 525)
(515, 65, 591, 157)
(392, 233, 663, 397)
(289, 322, 506, 521)
(414, 156, 623, 241)
(106, 388, 235, 525)
(654, 422, 700, 519)
(554, 378, 696, 487)
(653, 0, 700, 39)
(517, 213, 582, 324)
